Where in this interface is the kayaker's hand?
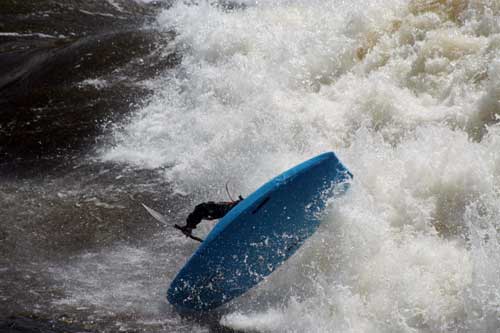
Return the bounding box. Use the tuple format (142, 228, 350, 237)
(179, 225, 194, 237)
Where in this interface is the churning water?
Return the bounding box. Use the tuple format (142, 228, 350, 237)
(2, 0, 499, 332)
(103, 1, 500, 331)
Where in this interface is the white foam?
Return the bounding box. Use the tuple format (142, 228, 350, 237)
(101, 0, 500, 331)
(79, 9, 124, 19)
(79, 78, 109, 89)
(0, 32, 60, 38)
(50, 242, 209, 332)
(106, 0, 124, 12)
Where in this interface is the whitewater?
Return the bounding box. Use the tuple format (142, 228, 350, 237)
(97, 0, 500, 332)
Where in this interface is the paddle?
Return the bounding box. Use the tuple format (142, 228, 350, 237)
(174, 224, 204, 242)
(141, 203, 204, 243)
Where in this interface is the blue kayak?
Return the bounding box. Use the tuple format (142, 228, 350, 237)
(167, 152, 352, 311)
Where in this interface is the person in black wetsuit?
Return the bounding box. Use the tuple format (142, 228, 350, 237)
(178, 196, 244, 237)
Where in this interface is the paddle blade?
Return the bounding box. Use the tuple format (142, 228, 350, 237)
(142, 203, 170, 226)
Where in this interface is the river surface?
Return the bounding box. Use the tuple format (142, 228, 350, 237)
(1, 0, 499, 332)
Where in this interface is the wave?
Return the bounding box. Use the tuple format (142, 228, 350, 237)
(102, 0, 500, 331)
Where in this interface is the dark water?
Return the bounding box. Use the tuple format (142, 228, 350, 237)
(0, 0, 180, 175)
(0, 1, 230, 332)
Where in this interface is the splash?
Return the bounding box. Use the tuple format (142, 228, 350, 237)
(102, 0, 500, 331)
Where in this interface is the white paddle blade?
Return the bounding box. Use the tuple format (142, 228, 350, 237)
(142, 203, 170, 226)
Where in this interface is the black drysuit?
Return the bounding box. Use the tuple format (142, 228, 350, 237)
(185, 200, 241, 230)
